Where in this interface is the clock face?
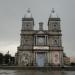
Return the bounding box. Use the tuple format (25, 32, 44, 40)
(38, 38, 43, 43)
(38, 37, 44, 45)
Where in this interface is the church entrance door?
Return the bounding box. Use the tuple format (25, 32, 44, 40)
(36, 52, 45, 67)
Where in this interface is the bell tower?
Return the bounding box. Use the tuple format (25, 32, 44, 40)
(22, 8, 34, 30)
(48, 8, 63, 66)
(48, 8, 60, 31)
(17, 8, 34, 66)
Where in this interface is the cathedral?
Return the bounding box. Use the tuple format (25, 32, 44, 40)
(16, 8, 64, 67)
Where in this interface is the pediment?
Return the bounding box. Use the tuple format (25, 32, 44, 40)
(37, 31, 44, 34)
(35, 30, 46, 35)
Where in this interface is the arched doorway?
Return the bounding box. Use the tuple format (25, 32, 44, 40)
(36, 52, 46, 67)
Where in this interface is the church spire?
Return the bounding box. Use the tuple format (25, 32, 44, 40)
(24, 8, 32, 18)
(49, 8, 58, 18)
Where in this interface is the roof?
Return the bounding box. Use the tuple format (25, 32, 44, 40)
(24, 8, 32, 18)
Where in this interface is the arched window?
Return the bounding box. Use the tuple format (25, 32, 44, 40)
(54, 24, 56, 27)
(26, 24, 29, 27)
(54, 40, 58, 45)
(54, 24, 57, 30)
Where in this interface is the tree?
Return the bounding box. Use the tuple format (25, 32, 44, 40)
(0, 53, 3, 65)
(71, 62, 75, 66)
(4, 54, 11, 65)
(10, 57, 15, 65)
(63, 52, 66, 57)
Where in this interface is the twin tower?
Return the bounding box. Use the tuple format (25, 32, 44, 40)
(16, 8, 64, 67)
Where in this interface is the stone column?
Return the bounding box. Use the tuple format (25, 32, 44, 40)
(36, 35, 37, 46)
(45, 35, 46, 45)
(46, 35, 48, 45)
(34, 35, 35, 45)
(33, 52, 36, 66)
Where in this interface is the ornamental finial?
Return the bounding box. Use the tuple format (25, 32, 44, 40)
(51, 8, 55, 13)
(27, 8, 31, 13)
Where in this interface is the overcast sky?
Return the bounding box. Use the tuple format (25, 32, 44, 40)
(0, 0, 75, 57)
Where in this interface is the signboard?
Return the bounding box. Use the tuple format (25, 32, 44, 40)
(33, 46, 49, 50)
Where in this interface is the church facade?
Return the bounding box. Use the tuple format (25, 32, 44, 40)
(17, 8, 64, 67)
